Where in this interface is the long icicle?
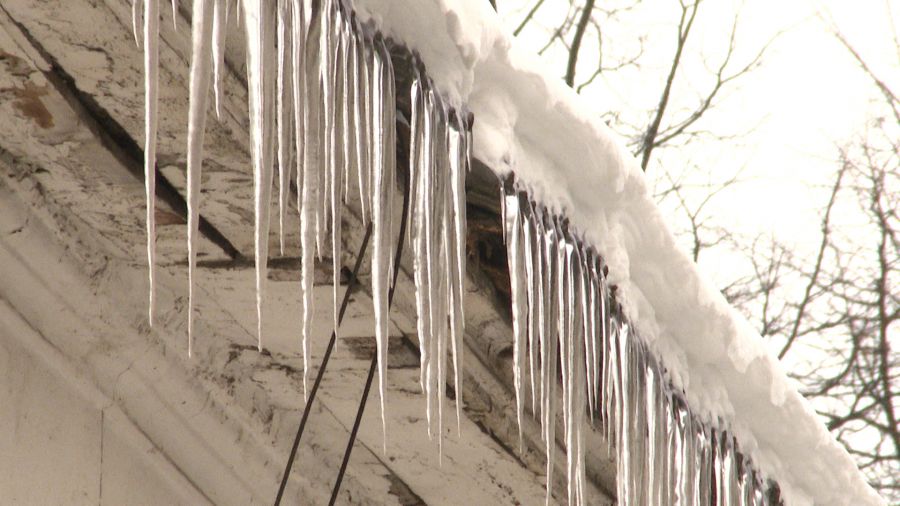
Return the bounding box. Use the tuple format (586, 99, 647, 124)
(185, 0, 215, 357)
(314, 0, 332, 261)
(143, 0, 158, 326)
(355, 22, 371, 224)
(242, 0, 277, 352)
(542, 210, 559, 506)
(340, 18, 354, 207)
(409, 68, 430, 395)
(299, 0, 323, 398)
(425, 89, 445, 441)
(448, 108, 467, 433)
(276, 0, 293, 255)
(503, 181, 527, 449)
(329, 3, 345, 348)
(291, 0, 305, 217)
(434, 98, 449, 458)
(523, 200, 540, 420)
(371, 37, 394, 447)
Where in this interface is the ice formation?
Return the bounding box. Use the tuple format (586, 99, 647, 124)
(135, 0, 884, 505)
(140, 0, 159, 326)
(186, 0, 216, 357)
(139, 0, 469, 442)
(408, 61, 471, 448)
(502, 178, 784, 505)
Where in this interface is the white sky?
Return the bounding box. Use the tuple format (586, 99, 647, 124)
(496, 0, 898, 265)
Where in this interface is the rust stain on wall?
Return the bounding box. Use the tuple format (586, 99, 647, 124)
(1, 50, 54, 129)
(8, 81, 54, 129)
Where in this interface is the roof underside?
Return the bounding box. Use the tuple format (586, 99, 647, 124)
(0, 0, 618, 504)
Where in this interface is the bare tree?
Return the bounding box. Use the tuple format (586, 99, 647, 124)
(726, 20, 899, 499)
(789, 139, 898, 501)
(511, 0, 777, 170)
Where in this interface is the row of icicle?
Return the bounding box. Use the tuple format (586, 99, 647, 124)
(502, 179, 781, 506)
(134, 0, 470, 448)
(134, 0, 784, 503)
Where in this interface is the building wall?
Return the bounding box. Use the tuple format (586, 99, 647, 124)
(0, 304, 209, 505)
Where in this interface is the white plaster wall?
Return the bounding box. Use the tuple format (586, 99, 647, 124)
(0, 309, 210, 505)
(0, 330, 101, 504)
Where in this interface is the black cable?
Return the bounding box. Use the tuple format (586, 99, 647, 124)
(329, 163, 411, 506)
(274, 223, 374, 506)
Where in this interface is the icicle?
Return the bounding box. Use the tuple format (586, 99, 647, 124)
(276, 0, 293, 256)
(533, 206, 549, 430)
(523, 199, 540, 419)
(299, 0, 323, 398)
(565, 235, 585, 505)
(723, 433, 739, 506)
(614, 317, 629, 505)
(432, 96, 450, 457)
(409, 68, 429, 394)
(557, 221, 571, 447)
(371, 37, 393, 446)
(437, 154, 450, 459)
(133, 0, 143, 47)
(540, 210, 559, 506)
(714, 428, 726, 506)
(290, 0, 305, 216)
(241, 0, 277, 352)
(571, 267, 587, 506)
(591, 254, 604, 424)
(503, 182, 526, 448)
(212, 0, 227, 119)
(384, 38, 397, 294)
(663, 376, 675, 505)
(314, 0, 333, 261)
(580, 249, 593, 424)
(329, 7, 345, 346)
(340, 18, 354, 206)
(171, 0, 178, 29)
(679, 398, 696, 506)
(647, 361, 662, 506)
(354, 23, 372, 224)
(665, 391, 678, 506)
(423, 87, 439, 440)
(699, 423, 713, 506)
(634, 342, 649, 505)
(185, 0, 215, 357)
(143, 0, 158, 329)
(448, 108, 467, 434)
(588, 253, 599, 426)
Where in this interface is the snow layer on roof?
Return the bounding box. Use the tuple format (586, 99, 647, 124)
(353, 1, 885, 504)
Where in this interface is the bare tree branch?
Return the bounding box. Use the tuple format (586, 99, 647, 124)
(513, 0, 546, 36)
(779, 161, 847, 359)
(565, 0, 596, 87)
(830, 26, 900, 126)
(639, 0, 701, 171)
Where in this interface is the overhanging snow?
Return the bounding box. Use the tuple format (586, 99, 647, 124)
(350, 1, 885, 504)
